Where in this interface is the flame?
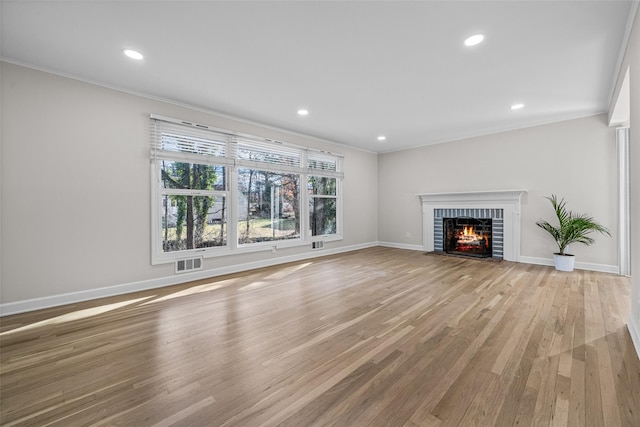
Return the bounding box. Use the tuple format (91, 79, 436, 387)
(456, 225, 489, 248)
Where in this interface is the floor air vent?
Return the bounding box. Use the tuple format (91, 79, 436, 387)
(312, 241, 324, 250)
(175, 257, 203, 274)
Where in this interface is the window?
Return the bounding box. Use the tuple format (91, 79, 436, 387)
(150, 115, 343, 264)
(238, 168, 300, 244)
(160, 161, 227, 251)
(307, 152, 341, 238)
(309, 176, 337, 236)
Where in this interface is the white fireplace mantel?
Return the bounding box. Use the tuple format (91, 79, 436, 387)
(418, 190, 527, 262)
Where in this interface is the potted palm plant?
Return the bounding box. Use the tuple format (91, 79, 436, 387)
(535, 195, 610, 272)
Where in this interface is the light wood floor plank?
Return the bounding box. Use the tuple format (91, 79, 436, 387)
(1, 248, 639, 426)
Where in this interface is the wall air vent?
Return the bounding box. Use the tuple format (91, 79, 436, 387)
(175, 257, 203, 274)
(312, 241, 324, 250)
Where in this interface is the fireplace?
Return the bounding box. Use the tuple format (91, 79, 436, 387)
(443, 217, 492, 258)
(434, 209, 502, 258)
(418, 190, 527, 262)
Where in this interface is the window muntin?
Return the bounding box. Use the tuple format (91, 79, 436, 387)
(237, 168, 300, 244)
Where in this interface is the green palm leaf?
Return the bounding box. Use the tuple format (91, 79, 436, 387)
(536, 195, 610, 255)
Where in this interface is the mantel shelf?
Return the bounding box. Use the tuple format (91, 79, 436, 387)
(417, 190, 527, 204)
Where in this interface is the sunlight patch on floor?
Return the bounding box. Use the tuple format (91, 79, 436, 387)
(1, 296, 154, 336)
(143, 278, 240, 305)
(265, 262, 312, 280)
(239, 281, 269, 291)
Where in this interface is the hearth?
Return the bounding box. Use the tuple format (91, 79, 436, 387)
(443, 217, 492, 258)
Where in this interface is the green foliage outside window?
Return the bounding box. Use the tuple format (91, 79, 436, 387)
(161, 161, 226, 251)
(309, 176, 337, 236)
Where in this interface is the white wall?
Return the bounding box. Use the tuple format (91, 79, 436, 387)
(0, 62, 378, 309)
(610, 6, 640, 356)
(378, 114, 618, 270)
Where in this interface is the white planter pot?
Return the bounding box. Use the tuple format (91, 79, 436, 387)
(554, 253, 575, 272)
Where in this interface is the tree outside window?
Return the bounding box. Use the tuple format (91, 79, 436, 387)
(309, 176, 337, 236)
(160, 161, 227, 252)
(237, 168, 300, 244)
(151, 116, 343, 264)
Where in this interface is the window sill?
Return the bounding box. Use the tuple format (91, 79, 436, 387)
(152, 235, 343, 265)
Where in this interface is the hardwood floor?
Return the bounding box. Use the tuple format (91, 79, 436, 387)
(1, 247, 639, 426)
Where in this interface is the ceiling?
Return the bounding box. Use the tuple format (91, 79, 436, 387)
(0, 1, 635, 153)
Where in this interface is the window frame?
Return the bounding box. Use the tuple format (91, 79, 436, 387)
(150, 114, 343, 265)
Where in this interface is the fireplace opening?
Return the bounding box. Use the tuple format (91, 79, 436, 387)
(443, 217, 492, 258)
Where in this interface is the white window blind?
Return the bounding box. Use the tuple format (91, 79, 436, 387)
(151, 114, 343, 178)
(235, 136, 302, 174)
(307, 151, 344, 179)
(150, 115, 233, 165)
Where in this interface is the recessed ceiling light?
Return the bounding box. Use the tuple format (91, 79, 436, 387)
(297, 109, 309, 116)
(377, 136, 386, 141)
(511, 103, 525, 110)
(123, 49, 144, 60)
(464, 34, 484, 47)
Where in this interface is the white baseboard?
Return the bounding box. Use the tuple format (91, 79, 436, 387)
(0, 243, 622, 316)
(0, 241, 378, 316)
(518, 256, 619, 274)
(629, 317, 640, 361)
(377, 241, 425, 251)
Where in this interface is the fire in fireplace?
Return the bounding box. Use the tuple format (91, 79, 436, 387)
(443, 217, 492, 258)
